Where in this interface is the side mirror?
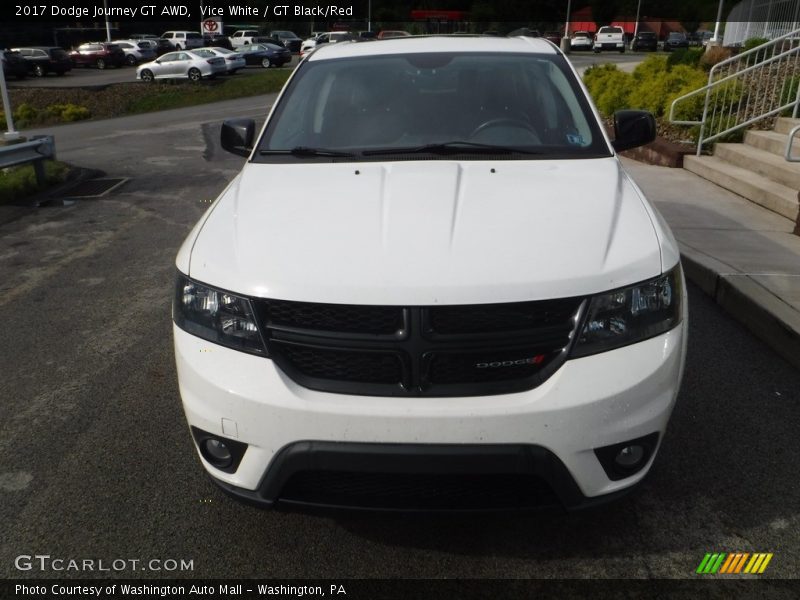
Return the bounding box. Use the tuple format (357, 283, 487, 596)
(221, 118, 255, 157)
(612, 109, 656, 152)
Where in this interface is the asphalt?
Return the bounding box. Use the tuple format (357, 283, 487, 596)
(621, 158, 800, 372)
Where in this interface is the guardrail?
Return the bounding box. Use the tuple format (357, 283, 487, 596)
(0, 136, 56, 184)
(669, 29, 800, 155)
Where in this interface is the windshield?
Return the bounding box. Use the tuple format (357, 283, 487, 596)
(256, 52, 610, 161)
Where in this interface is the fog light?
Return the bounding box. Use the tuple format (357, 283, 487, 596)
(594, 432, 659, 481)
(190, 427, 248, 474)
(615, 445, 644, 468)
(204, 439, 233, 467)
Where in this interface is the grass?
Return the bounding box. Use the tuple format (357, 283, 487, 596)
(125, 70, 292, 114)
(0, 160, 70, 204)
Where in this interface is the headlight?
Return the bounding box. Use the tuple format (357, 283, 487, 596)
(571, 265, 683, 358)
(173, 273, 266, 356)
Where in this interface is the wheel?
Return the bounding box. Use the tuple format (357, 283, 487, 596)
(96, 58, 106, 69)
(175, 44, 182, 51)
(261, 57, 272, 68)
(33, 64, 45, 77)
(469, 118, 538, 139)
(593, 48, 600, 53)
(188, 68, 202, 81)
(140, 69, 154, 82)
(126, 54, 137, 66)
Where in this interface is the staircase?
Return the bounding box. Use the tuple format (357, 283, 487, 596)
(683, 117, 800, 222)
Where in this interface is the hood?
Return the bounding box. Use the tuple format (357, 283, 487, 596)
(188, 158, 663, 305)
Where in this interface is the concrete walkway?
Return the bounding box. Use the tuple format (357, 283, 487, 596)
(623, 157, 800, 370)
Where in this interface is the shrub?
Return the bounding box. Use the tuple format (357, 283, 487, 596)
(666, 47, 704, 69)
(700, 46, 733, 70)
(583, 64, 634, 116)
(742, 37, 770, 52)
(628, 61, 707, 117)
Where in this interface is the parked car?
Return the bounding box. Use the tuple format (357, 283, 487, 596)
(175, 37, 686, 512)
(543, 31, 562, 45)
(240, 43, 291, 68)
(12, 46, 72, 76)
(631, 31, 658, 51)
(664, 32, 689, 51)
(203, 35, 234, 50)
(377, 30, 412, 39)
(1, 50, 28, 79)
(230, 30, 261, 48)
(569, 31, 593, 50)
(161, 31, 204, 51)
(113, 40, 157, 65)
(130, 36, 173, 56)
(69, 42, 126, 69)
(136, 50, 226, 82)
(269, 30, 302, 53)
(302, 31, 353, 55)
(594, 26, 625, 53)
(193, 47, 245, 74)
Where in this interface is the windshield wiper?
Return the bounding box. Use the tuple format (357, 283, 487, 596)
(260, 146, 356, 158)
(362, 141, 544, 156)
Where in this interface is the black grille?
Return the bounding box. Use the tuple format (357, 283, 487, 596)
(263, 299, 403, 335)
(279, 470, 560, 510)
(429, 299, 580, 335)
(273, 343, 402, 384)
(258, 297, 585, 397)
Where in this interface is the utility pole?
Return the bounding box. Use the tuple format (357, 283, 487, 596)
(634, 0, 642, 38)
(713, 0, 725, 42)
(0, 63, 21, 141)
(103, 0, 111, 42)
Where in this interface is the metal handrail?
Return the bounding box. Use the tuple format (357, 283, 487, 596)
(669, 29, 800, 155)
(785, 124, 800, 161)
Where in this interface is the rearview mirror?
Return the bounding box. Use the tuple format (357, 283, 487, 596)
(611, 110, 656, 152)
(221, 118, 255, 157)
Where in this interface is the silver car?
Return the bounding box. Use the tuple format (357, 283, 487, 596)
(136, 50, 226, 82)
(192, 47, 245, 74)
(114, 40, 157, 65)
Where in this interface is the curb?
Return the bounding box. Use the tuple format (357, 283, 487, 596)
(680, 244, 800, 371)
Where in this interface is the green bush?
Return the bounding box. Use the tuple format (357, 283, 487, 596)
(628, 60, 707, 117)
(583, 64, 634, 116)
(742, 37, 770, 52)
(666, 47, 704, 69)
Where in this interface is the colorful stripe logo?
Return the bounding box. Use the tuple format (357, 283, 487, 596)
(696, 552, 773, 574)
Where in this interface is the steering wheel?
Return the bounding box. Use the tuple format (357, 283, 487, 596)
(469, 118, 538, 139)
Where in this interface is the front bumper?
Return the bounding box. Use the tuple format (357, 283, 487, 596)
(175, 317, 686, 509)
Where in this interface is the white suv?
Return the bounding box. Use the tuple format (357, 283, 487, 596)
(174, 36, 687, 511)
(161, 31, 203, 50)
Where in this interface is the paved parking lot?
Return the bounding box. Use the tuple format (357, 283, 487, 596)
(0, 96, 798, 581)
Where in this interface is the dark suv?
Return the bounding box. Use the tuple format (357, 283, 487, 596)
(631, 31, 658, 51)
(269, 30, 302, 52)
(12, 47, 72, 76)
(2, 50, 28, 79)
(664, 32, 689, 51)
(69, 42, 126, 69)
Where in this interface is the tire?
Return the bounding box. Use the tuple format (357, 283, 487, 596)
(96, 58, 106, 69)
(175, 44, 182, 51)
(126, 54, 137, 66)
(33, 64, 45, 77)
(188, 68, 202, 81)
(140, 69, 154, 82)
(261, 57, 272, 68)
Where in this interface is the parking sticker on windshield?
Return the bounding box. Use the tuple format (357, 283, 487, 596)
(566, 133, 585, 146)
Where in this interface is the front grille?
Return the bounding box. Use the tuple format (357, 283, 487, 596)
(279, 470, 560, 510)
(263, 299, 404, 335)
(256, 297, 585, 397)
(273, 343, 403, 384)
(428, 299, 579, 336)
